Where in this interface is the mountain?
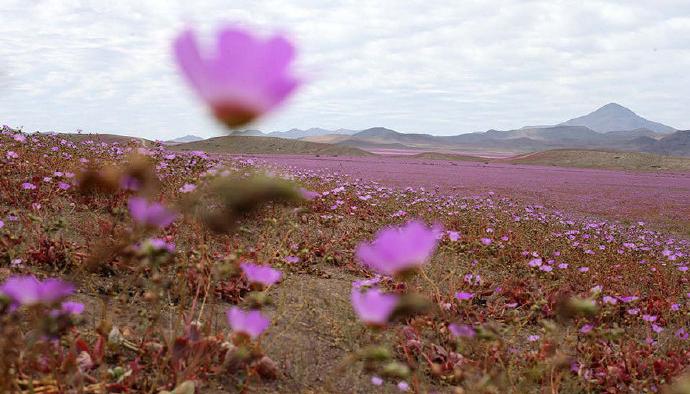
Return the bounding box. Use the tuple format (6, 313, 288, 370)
(640, 131, 690, 156)
(269, 128, 359, 139)
(231, 129, 266, 137)
(167, 135, 204, 143)
(558, 103, 676, 133)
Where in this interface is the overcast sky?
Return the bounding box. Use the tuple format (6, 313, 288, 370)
(1, 1, 689, 139)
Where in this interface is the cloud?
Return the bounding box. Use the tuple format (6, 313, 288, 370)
(0, 0, 688, 138)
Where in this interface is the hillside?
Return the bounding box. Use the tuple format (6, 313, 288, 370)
(507, 149, 690, 171)
(56, 132, 150, 145)
(168, 135, 373, 156)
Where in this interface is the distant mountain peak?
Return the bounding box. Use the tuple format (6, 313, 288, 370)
(559, 103, 675, 133)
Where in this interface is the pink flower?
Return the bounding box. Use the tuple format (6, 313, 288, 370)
(0, 275, 74, 307)
(240, 262, 282, 287)
(351, 287, 399, 326)
(580, 324, 594, 334)
(128, 197, 176, 228)
(356, 220, 440, 276)
(173, 26, 300, 128)
(480, 238, 492, 245)
(60, 301, 84, 315)
(675, 328, 688, 340)
(299, 187, 320, 200)
(285, 255, 300, 264)
(449, 323, 476, 338)
(447, 231, 460, 241)
(179, 183, 196, 193)
(226, 307, 270, 339)
(455, 291, 474, 301)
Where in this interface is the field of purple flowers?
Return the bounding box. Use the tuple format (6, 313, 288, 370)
(1, 125, 690, 393)
(2, 24, 690, 393)
(253, 154, 690, 237)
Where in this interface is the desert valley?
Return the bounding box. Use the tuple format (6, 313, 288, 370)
(2, 2, 690, 393)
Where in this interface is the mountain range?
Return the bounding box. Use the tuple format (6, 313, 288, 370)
(169, 103, 690, 156)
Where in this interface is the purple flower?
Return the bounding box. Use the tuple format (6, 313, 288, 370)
(226, 307, 270, 339)
(480, 238, 492, 245)
(580, 324, 594, 334)
(285, 255, 300, 264)
(240, 262, 282, 287)
(602, 296, 618, 305)
(449, 323, 476, 338)
(455, 291, 474, 301)
(397, 381, 410, 392)
(173, 26, 300, 128)
(351, 287, 399, 326)
(51, 301, 85, 317)
(675, 328, 688, 340)
(527, 334, 541, 342)
(143, 238, 176, 253)
(447, 231, 460, 241)
(651, 324, 664, 333)
(179, 183, 196, 193)
(619, 295, 639, 303)
(642, 314, 657, 322)
(0, 275, 74, 306)
(128, 197, 176, 228)
(22, 182, 36, 190)
(60, 301, 85, 315)
(299, 187, 320, 200)
(356, 220, 440, 276)
(58, 182, 71, 190)
(371, 376, 383, 386)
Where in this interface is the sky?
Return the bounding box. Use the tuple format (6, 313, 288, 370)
(1, 0, 689, 140)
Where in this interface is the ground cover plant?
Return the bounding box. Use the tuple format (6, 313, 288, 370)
(1, 24, 689, 393)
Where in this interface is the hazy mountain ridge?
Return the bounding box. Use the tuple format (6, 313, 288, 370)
(165, 104, 688, 156)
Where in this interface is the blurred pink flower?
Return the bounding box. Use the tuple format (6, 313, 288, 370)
(351, 287, 398, 326)
(128, 197, 176, 228)
(179, 183, 196, 193)
(580, 324, 594, 334)
(449, 323, 476, 338)
(240, 262, 282, 287)
(0, 275, 74, 307)
(173, 26, 300, 128)
(356, 220, 440, 276)
(226, 307, 270, 339)
(299, 187, 320, 201)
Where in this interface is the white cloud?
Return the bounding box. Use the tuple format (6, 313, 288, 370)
(0, 0, 688, 139)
